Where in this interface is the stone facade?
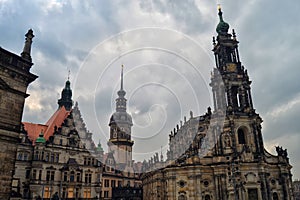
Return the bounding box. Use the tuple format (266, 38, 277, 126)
(294, 180, 300, 200)
(11, 81, 103, 199)
(0, 29, 37, 199)
(141, 8, 294, 200)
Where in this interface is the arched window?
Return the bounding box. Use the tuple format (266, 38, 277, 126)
(34, 151, 39, 160)
(178, 195, 187, 200)
(205, 195, 211, 200)
(18, 153, 23, 160)
(64, 172, 68, 182)
(70, 171, 75, 182)
(273, 192, 279, 200)
(238, 129, 246, 144)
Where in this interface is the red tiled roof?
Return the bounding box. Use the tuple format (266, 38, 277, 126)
(44, 106, 70, 139)
(23, 106, 70, 144)
(23, 123, 48, 143)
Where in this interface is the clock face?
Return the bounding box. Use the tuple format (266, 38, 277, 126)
(226, 63, 237, 72)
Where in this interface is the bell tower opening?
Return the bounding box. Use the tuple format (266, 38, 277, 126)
(238, 128, 246, 144)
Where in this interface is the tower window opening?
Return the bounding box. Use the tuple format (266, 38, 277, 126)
(237, 93, 240, 107)
(273, 192, 279, 200)
(238, 129, 246, 144)
(204, 195, 211, 200)
(231, 86, 239, 108)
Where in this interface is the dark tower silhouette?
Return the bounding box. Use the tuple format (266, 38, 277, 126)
(58, 79, 73, 111)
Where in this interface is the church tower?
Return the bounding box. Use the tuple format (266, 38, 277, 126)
(108, 65, 134, 168)
(211, 6, 254, 115)
(58, 79, 73, 111)
(210, 6, 265, 156)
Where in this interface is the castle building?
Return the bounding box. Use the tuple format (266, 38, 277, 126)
(11, 80, 104, 199)
(141, 7, 294, 200)
(0, 29, 37, 199)
(100, 66, 142, 199)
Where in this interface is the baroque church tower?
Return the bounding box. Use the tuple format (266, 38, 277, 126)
(108, 65, 134, 169)
(210, 6, 265, 158)
(142, 7, 293, 200)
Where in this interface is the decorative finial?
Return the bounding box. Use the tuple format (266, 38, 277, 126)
(21, 29, 35, 62)
(190, 110, 193, 118)
(218, 4, 223, 21)
(216, 5, 229, 35)
(232, 29, 237, 40)
(213, 37, 216, 46)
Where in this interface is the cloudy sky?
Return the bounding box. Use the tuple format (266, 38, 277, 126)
(1, 0, 300, 178)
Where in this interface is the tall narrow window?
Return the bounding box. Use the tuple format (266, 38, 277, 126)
(204, 195, 210, 200)
(238, 129, 246, 144)
(55, 154, 59, 163)
(111, 180, 116, 188)
(273, 192, 279, 200)
(46, 171, 50, 181)
(18, 153, 23, 160)
(38, 170, 42, 180)
(23, 153, 28, 161)
(32, 169, 36, 180)
(25, 170, 30, 179)
(75, 188, 79, 198)
(77, 173, 81, 182)
(70, 171, 75, 182)
(62, 188, 66, 198)
(64, 172, 68, 182)
(51, 171, 55, 181)
(85, 173, 92, 183)
(50, 154, 54, 162)
(34, 151, 39, 160)
(45, 153, 49, 162)
(248, 188, 258, 200)
(104, 179, 109, 187)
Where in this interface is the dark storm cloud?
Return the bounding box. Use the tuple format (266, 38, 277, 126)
(139, 0, 211, 34)
(1, 0, 299, 178)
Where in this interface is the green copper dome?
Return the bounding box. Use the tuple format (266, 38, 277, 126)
(216, 8, 229, 35)
(97, 140, 103, 151)
(36, 131, 46, 144)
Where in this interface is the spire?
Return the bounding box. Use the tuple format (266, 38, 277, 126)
(21, 29, 34, 62)
(121, 64, 124, 90)
(58, 79, 73, 111)
(116, 65, 127, 112)
(216, 5, 229, 35)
